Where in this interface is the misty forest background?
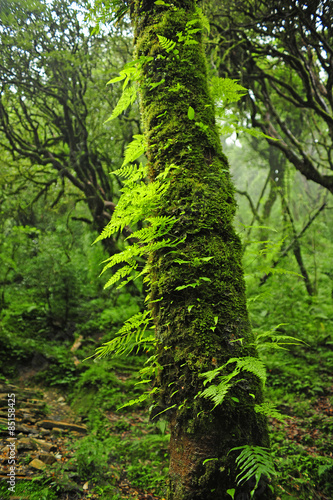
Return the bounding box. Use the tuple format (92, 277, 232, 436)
(0, 0, 332, 499)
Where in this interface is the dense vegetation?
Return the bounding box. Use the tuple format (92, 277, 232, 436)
(0, 0, 332, 499)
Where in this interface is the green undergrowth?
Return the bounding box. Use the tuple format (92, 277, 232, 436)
(246, 274, 333, 499)
(68, 355, 170, 497)
(0, 481, 57, 500)
(1, 215, 332, 499)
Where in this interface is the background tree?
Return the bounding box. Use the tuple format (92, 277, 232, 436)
(206, 0, 333, 194)
(0, 0, 139, 253)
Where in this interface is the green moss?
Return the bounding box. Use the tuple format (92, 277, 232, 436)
(131, 1, 274, 498)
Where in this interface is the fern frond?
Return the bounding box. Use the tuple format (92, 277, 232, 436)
(118, 386, 159, 410)
(200, 357, 266, 408)
(230, 445, 276, 496)
(158, 34, 176, 53)
(210, 77, 247, 105)
(128, 215, 176, 242)
(254, 326, 305, 352)
(200, 381, 232, 407)
(225, 356, 267, 387)
(101, 244, 140, 270)
(254, 402, 287, 421)
(95, 180, 169, 242)
(94, 310, 153, 358)
(122, 134, 145, 166)
(107, 56, 153, 89)
(112, 162, 147, 183)
(235, 125, 278, 140)
(103, 264, 137, 290)
(100, 236, 182, 290)
(200, 366, 223, 385)
(195, 6, 210, 33)
(260, 265, 303, 278)
(105, 85, 137, 122)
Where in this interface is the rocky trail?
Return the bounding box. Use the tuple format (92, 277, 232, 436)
(0, 382, 88, 496)
(0, 382, 162, 500)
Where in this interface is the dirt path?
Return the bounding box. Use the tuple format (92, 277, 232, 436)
(0, 381, 162, 499)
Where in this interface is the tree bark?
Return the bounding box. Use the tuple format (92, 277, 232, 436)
(131, 1, 274, 498)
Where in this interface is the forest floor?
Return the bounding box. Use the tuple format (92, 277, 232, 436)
(0, 380, 163, 499)
(1, 323, 332, 500)
(1, 372, 332, 500)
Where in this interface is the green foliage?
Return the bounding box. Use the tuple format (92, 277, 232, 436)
(230, 445, 276, 497)
(0, 481, 57, 500)
(210, 77, 248, 105)
(254, 402, 287, 421)
(121, 133, 145, 166)
(75, 435, 111, 481)
(199, 356, 266, 408)
(195, 6, 210, 34)
(92, 310, 154, 357)
(105, 85, 137, 122)
(252, 325, 305, 353)
(158, 34, 177, 53)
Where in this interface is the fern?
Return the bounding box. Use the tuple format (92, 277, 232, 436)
(200, 357, 266, 408)
(112, 162, 147, 183)
(93, 310, 154, 358)
(105, 85, 137, 122)
(259, 265, 303, 278)
(102, 264, 137, 290)
(230, 445, 276, 498)
(122, 134, 145, 166)
(158, 34, 176, 53)
(200, 381, 232, 408)
(128, 215, 176, 243)
(253, 324, 305, 352)
(254, 402, 287, 421)
(107, 56, 153, 89)
(210, 77, 247, 106)
(118, 386, 159, 410)
(228, 357, 267, 386)
(195, 6, 210, 34)
(95, 179, 169, 241)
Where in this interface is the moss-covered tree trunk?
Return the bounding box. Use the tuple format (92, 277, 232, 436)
(131, 1, 274, 498)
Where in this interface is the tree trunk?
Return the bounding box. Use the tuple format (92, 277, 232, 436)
(131, 1, 274, 498)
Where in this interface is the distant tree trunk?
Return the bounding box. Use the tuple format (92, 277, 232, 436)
(131, 1, 274, 498)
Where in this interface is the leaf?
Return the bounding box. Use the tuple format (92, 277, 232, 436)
(203, 458, 218, 465)
(195, 6, 210, 33)
(122, 134, 145, 166)
(104, 85, 137, 122)
(188, 106, 195, 120)
(254, 402, 287, 421)
(157, 34, 176, 53)
(118, 387, 159, 409)
(226, 489, 235, 499)
(230, 445, 276, 494)
(149, 78, 165, 89)
(175, 282, 198, 291)
(210, 77, 247, 105)
(107, 74, 126, 84)
(227, 357, 267, 386)
(88, 310, 153, 359)
(201, 381, 232, 407)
